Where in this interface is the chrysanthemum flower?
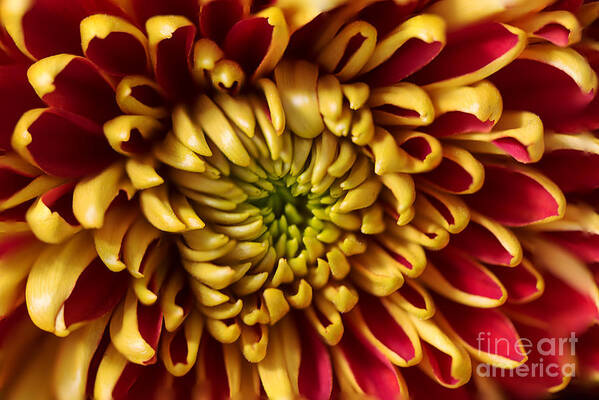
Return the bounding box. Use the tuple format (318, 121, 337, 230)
(1, 0, 599, 398)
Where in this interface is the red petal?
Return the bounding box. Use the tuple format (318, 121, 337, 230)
(63, 258, 128, 327)
(465, 164, 562, 227)
(224, 17, 273, 75)
(578, 324, 599, 378)
(410, 22, 521, 86)
(493, 138, 531, 163)
(30, 56, 120, 124)
(21, 109, 117, 178)
(544, 231, 599, 263)
(0, 164, 37, 201)
(552, 93, 599, 133)
(127, 364, 172, 400)
(506, 273, 598, 335)
(200, 0, 244, 45)
(0, 304, 29, 347)
(295, 312, 333, 400)
(0, 64, 44, 150)
(396, 282, 428, 310)
(169, 327, 188, 365)
(545, 0, 583, 13)
(0, 232, 37, 258)
(16, 0, 89, 58)
(0, 199, 34, 223)
(534, 23, 571, 46)
(0, 26, 29, 64)
(537, 149, 599, 193)
(198, 335, 230, 399)
(401, 367, 473, 400)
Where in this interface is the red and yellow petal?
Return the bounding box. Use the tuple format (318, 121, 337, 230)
(409, 313, 472, 388)
(160, 311, 203, 377)
(361, 14, 446, 87)
(419, 145, 485, 194)
(146, 16, 196, 100)
(493, 323, 574, 397)
(331, 322, 409, 399)
(423, 245, 507, 308)
(224, 7, 289, 80)
(12, 108, 118, 178)
(347, 293, 423, 367)
(258, 314, 333, 400)
(451, 211, 522, 267)
(490, 44, 598, 128)
(424, 80, 503, 137)
(537, 132, 599, 193)
(451, 111, 545, 163)
(26, 181, 82, 243)
(0, 233, 43, 317)
(512, 10, 582, 47)
(1, 0, 88, 59)
(493, 257, 545, 304)
(26, 232, 127, 336)
(53, 314, 109, 400)
(410, 22, 527, 90)
(435, 297, 527, 369)
(80, 14, 150, 77)
(465, 161, 566, 227)
(0, 64, 44, 150)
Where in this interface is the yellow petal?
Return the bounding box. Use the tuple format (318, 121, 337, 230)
(153, 131, 206, 172)
(139, 184, 188, 232)
(171, 103, 212, 156)
(318, 20, 377, 81)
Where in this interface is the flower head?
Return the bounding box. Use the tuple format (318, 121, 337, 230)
(1, 0, 599, 399)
